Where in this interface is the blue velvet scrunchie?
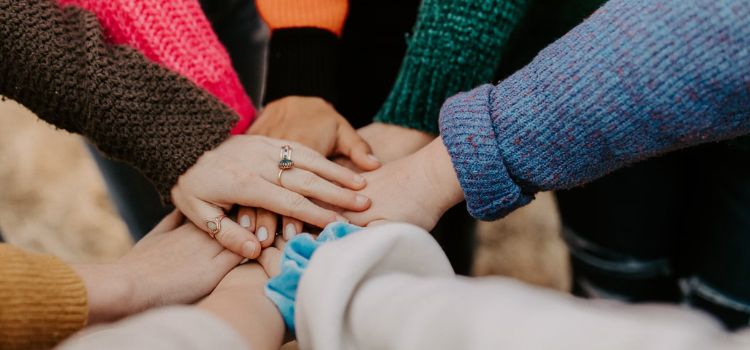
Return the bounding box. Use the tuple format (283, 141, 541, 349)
(265, 222, 362, 333)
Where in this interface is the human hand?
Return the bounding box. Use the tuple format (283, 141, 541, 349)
(357, 122, 435, 164)
(249, 96, 380, 170)
(74, 211, 243, 324)
(242, 97, 380, 245)
(171, 135, 371, 259)
(343, 138, 464, 230)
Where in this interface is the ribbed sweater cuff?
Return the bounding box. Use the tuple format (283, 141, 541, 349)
(264, 28, 339, 105)
(439, 84, 533, 220)
(0, 245, 88, 349)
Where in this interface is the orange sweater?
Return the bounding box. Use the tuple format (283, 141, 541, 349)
(256, 0, 348, 36)
(0, 244, 88, 349)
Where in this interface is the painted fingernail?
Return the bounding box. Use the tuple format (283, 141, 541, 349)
(368, 154, 380, 163)
(239, 215, 251, 229)
(257, 226, 269, 241)
(335, 215, 350, 223)
(356, 194, 370, 206)
(242, 241, 258, 258)
(284, 223, 297, 240)
(354, 175, 365, 185)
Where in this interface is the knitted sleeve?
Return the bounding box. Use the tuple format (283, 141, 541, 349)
(373, 0, 528, 134)
(0, 0, 238, 200)
(57, 0, 255, 134)
(256, 0, 348, 104)
(439, 0, 750, 220)
(0, 244, 88, 350)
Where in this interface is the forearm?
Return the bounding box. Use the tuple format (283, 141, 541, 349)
(0, 0, 237, 200)
(374, 0, 528, 134)
(440, 0, 750, 220)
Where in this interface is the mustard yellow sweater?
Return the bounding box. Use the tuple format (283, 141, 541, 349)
(0, 244, 88, 349)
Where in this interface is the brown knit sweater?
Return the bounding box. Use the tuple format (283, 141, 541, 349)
(0, 244, 88, 349)
(0, 0, 238, 199)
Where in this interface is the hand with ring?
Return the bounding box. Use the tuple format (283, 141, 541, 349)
(171, 135, 372, 259)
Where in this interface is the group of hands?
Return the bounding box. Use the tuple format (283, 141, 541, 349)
(75, 96, 464, 339)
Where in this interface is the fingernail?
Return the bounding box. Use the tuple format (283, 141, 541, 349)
(356, 194, 370, 206)
(354, 175, 365, 185)
(284, 223, 297, 240)
(257, 226, 269, 241)
(239, 258, 249, 264)
(335, 215, 350, 223)
(239, 215, 251, 229)
(242, 241, 258, 258)
(368, 154, 380, 163)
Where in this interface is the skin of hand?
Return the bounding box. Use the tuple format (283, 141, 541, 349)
(72, 211, 243, 324)
(343, 137, 465, 230)
(240, 96, 381, 246)
(171, 135, 371, 259)
(197, 263, 285, 350)
(357, 122, 436, 164)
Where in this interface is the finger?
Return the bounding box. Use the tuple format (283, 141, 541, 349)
(257, 246, 283, 277)
(337, 123, 380, 171)
(237, 206, 256, 233)
(149, 210, 184, 234)
(231, 180, 346, 228)
(254, 208, 277, 248)
(213, 249, 244, 270)
(280, 168, 371, 212)
(191, 198, 261, 259)
(281, 216, 303, 241)
(273, 140, 366, 190)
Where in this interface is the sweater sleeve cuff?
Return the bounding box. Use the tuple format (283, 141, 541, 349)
(263, 28, 339, 105)
(0, 245, 88, 348)
(439, 84, 534, 220)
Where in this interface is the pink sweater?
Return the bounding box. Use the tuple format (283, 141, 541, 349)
(57, 0, 255, 134)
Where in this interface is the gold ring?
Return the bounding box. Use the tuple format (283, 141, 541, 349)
(279, 145, 294, 170)
(205, 214, 226, 239)
(278, 168, 285, 187)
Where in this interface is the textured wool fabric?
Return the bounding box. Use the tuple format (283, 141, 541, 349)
(265, 222, 361, 333)
(56, 0, 255, 134)
(0, 0, 238, 200)
(440, 0, 750, 220)
(374, 0, 527, 134)
(0, 244, 88, 350)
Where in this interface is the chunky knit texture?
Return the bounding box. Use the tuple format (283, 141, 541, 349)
(374, 0, 527, 134)
(56, 0, 255, 134)
(0, 244, 88, 350)
(0, 0, 238, 200)
(440, 0, 750, 220)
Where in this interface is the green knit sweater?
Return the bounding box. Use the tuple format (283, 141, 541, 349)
(373, 0, 528, 134)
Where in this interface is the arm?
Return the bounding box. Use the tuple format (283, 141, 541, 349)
(373, 0, 528, 134)
(0, 212, 245, 349)
(296, 224, 748, 350)
(0, 0, 237, 199)
(440, 0, 750, 220)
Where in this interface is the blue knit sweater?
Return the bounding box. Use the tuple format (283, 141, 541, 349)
(440, 0, 750, 221)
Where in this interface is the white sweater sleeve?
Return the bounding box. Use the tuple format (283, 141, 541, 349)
(57, 306, 247, 350)
(295, 223, 750, 350)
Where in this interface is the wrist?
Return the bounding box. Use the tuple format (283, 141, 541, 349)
(72, 263, 136, 324)
(417, 138, 464, 213)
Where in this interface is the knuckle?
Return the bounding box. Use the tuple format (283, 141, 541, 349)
(300, 172, 318, 189)
(287, 193, 308, 217)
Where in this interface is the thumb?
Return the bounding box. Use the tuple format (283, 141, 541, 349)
(337, 123, 381, 171)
